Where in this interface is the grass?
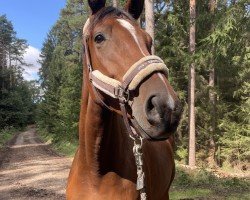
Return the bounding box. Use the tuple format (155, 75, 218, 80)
(0, 127, 17, 148)
(170, 188, 212, 200)
(38, 128, 78, 157)
(52, 139, 78, 156)
(170, 166, 250, 200)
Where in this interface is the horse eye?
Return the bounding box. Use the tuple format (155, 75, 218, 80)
(94, 34, 105, 44)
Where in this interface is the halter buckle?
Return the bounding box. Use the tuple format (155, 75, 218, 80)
(87, 64, 92, 72)
(114, 86, 130, 102)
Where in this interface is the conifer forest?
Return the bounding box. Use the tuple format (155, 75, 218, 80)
(1, 0, 249, 174)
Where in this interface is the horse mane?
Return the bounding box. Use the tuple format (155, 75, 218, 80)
(90, 6, 135, 30)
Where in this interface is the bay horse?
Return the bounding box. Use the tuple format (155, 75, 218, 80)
(67, 0, 182, 199)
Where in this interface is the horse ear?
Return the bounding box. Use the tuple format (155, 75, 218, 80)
(88, 0, 106, 14)
(124, 0, 144, 20)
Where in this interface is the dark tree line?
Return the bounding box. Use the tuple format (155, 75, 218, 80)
(154, 0, 249, 169)
(0, 15, 39, 128)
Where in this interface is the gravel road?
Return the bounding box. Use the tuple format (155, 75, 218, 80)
(0, 127, 73, 200)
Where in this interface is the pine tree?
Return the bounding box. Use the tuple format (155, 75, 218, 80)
(188, 0, 196, 168)
(145, 0, 155, 53)
(207, 0, 217, 167)
(38, 0, 88, 141)
(0, 15, 36, 128)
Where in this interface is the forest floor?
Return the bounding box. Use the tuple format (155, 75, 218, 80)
(0, 126, 249, 200)
(170, 166, 250, 200)
(0, 126, 72, 200)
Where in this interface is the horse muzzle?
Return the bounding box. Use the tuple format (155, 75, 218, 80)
(85, 42, 180, 140)
(144, 93, 182, 139)
(129, 82, 182, 141)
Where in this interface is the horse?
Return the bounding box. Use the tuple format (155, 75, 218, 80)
(66, 0, 182, 199)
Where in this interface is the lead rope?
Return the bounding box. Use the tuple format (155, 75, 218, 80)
(132, 137, 147, 200)
(119, 99, 147, 200)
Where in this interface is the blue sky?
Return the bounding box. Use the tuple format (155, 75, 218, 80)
(0, 0, 66, 49)
(0, 0, 66, 80)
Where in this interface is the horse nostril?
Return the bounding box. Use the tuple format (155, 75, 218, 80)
(145, 95, 163, 125)
(145, 94, 182, 128)
(146, 95, 155, 112)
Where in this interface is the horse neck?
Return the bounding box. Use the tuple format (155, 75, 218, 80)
(98, 111, 137, 182)
(78, 75, 136, 183)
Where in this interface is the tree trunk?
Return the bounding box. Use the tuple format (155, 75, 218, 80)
(145, 0, 155, 54)
(112, 0, 118, 7)
(188, 0, 196, 168)
(0, 44, 7, 91)
(8, 49, 13, 88)
(208, 0, 217, 167)
(208, 68, 216, 166)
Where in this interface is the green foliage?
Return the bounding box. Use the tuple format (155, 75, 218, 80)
(38, 128, 78, 156)
(155, 0, 249, 168)
(0, 83, 35, 127)
(170, 166, 250, 199)
(0, 126, 16, 148)
(0, 15, 37, 129)
(37, 0, 87, 143)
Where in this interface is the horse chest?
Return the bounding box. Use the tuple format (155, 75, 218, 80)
(97, 172, 138, 200)
(74, 172, 138, 200)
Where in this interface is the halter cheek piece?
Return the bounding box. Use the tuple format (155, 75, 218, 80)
(84, 37, 169, 140)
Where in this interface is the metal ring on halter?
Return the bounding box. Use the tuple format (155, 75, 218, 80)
(115, 86, 130, 103)
(134, 136, 143, 147)
(128, 125, 143, 141)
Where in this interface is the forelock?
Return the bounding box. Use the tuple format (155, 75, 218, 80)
(90, 6, 135, 31)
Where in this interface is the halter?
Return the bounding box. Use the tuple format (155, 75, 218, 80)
(84, 37, 169, 138)
(83, 19, 169, 200)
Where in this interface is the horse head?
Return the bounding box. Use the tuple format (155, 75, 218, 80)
(84, 0, 182, 141)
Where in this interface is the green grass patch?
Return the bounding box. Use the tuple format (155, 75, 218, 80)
(170, 188, 212, 200)
(52, 140, 78, 156)
(170, 166, 250, 199)
(0, 127, 17, 148)
(37, 128, 78, 157)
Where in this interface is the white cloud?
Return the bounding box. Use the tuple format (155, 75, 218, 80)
(22, 46, 41, 81)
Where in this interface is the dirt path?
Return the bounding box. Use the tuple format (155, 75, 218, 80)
(0, 127, 73, 200)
